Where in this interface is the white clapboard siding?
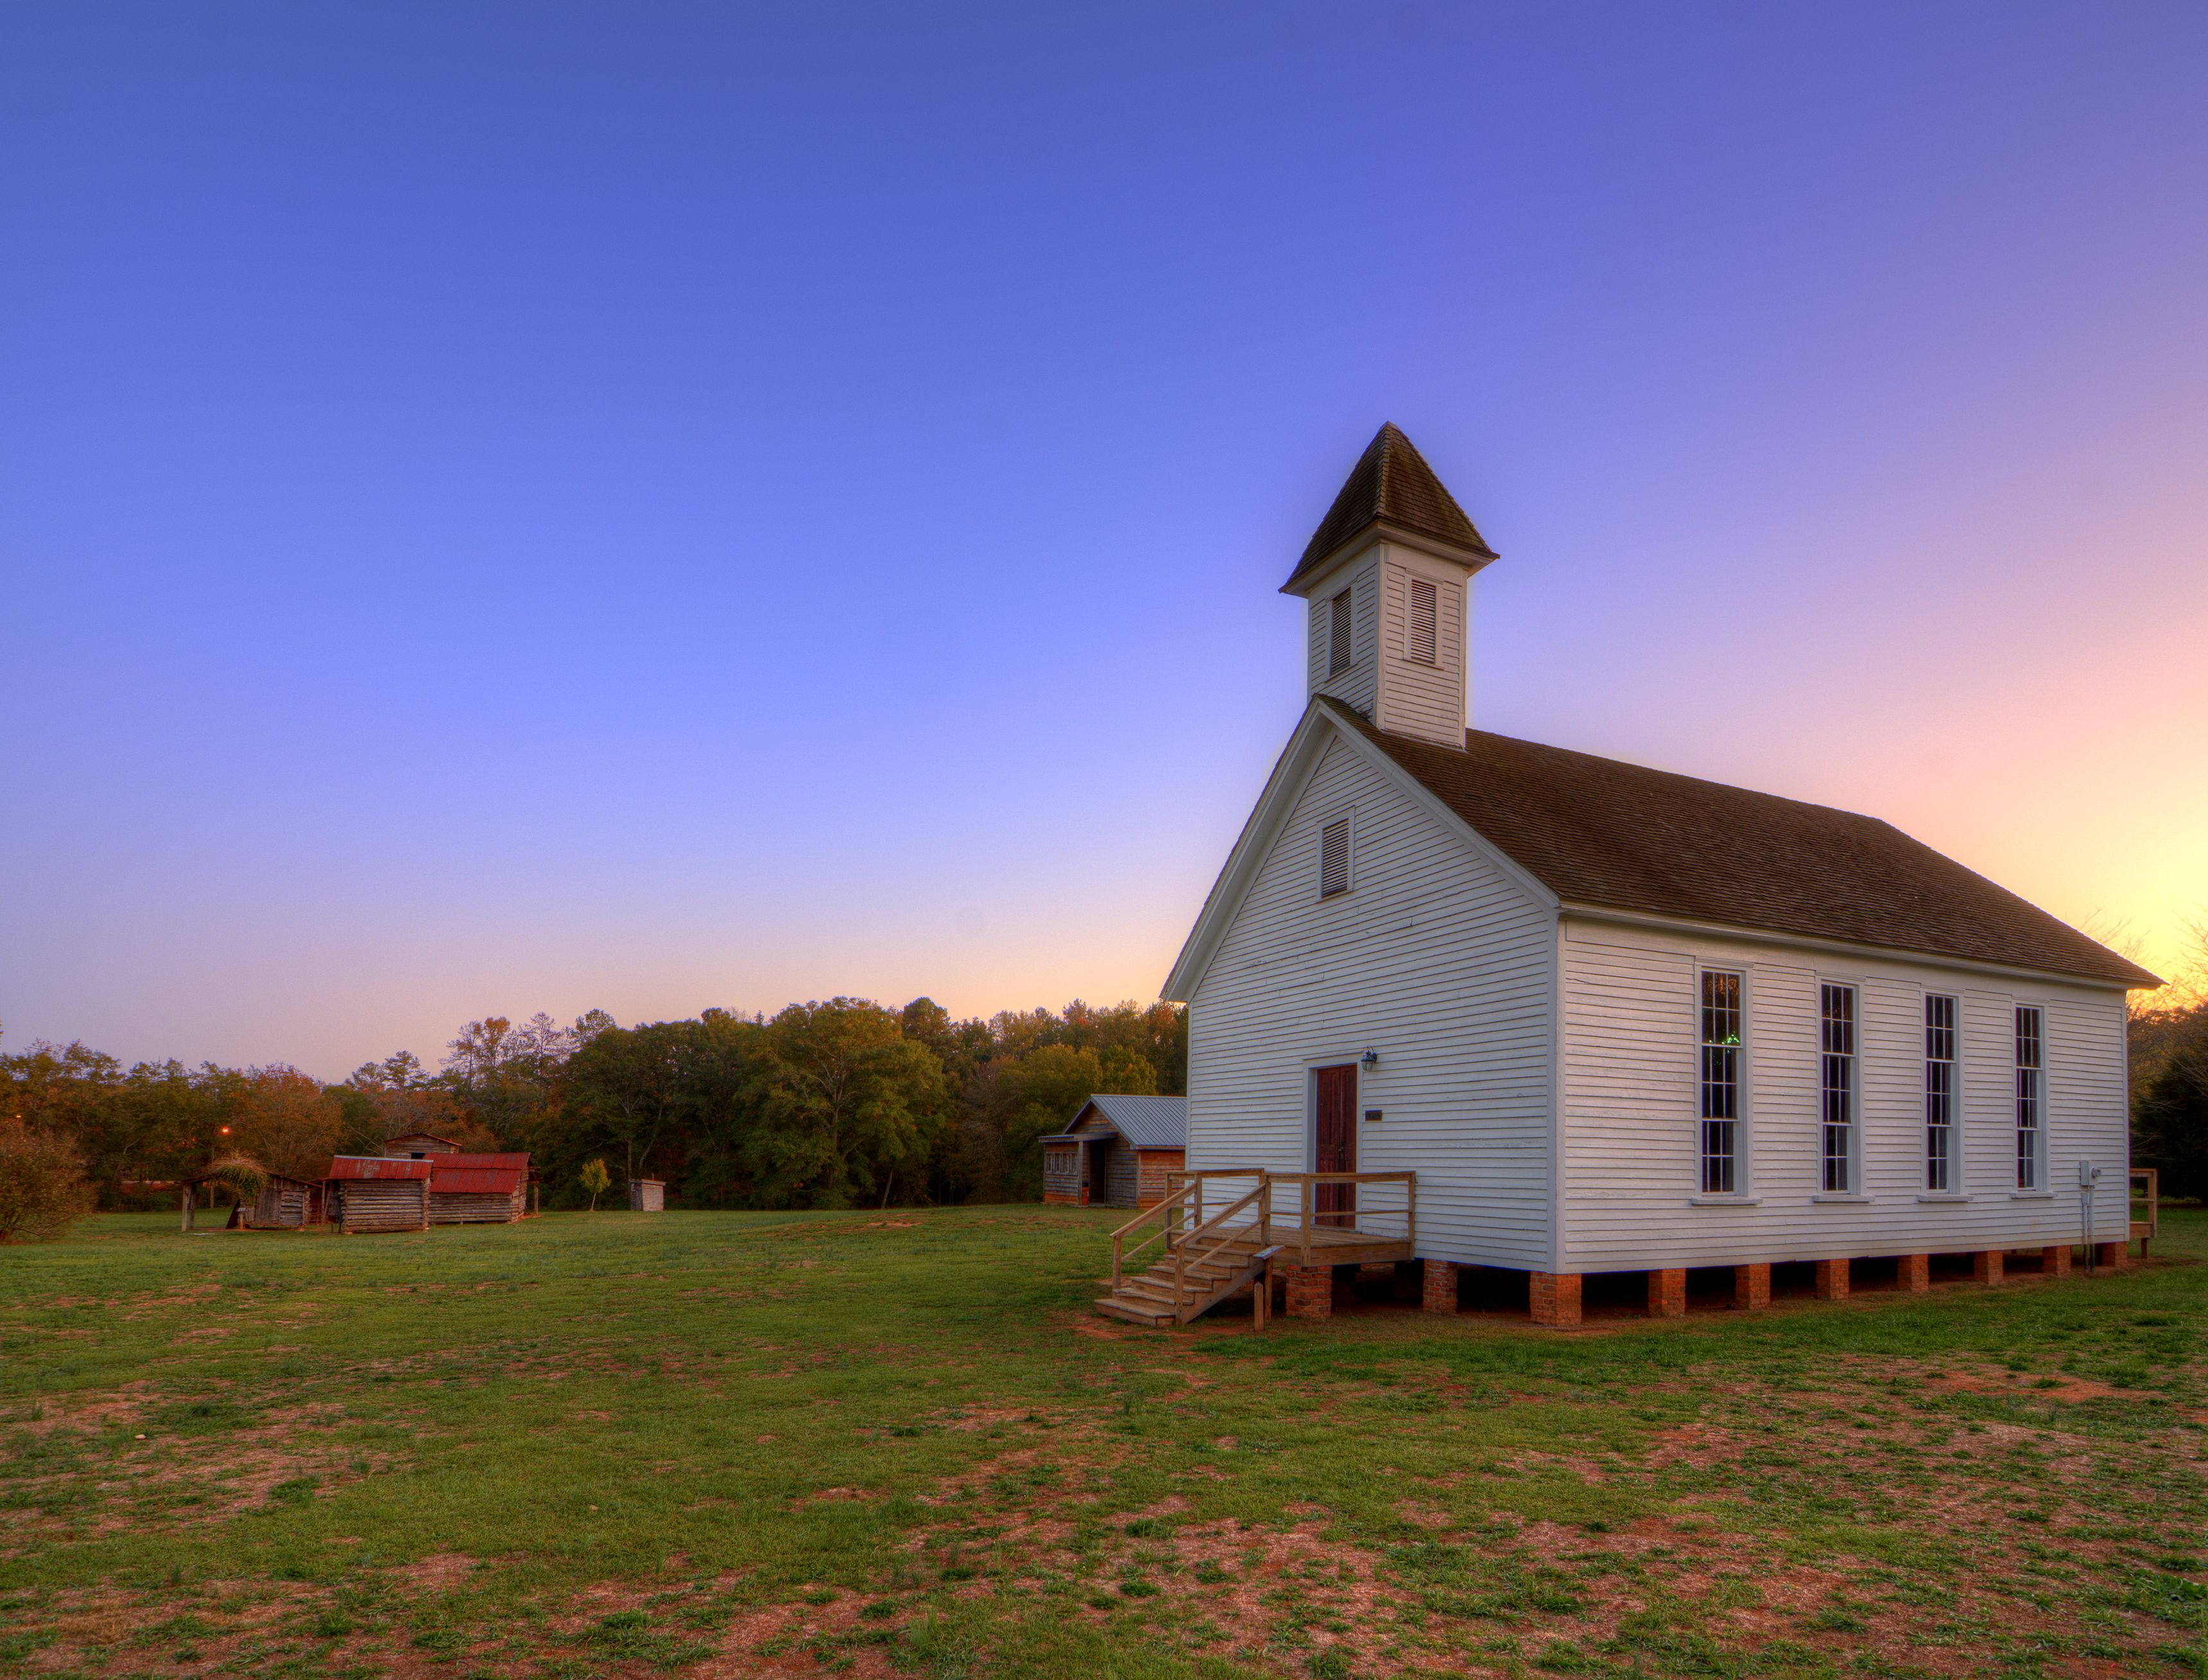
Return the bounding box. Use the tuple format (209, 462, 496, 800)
(1187, 730, 1557, 1269)
(1374, 551, 1467, 747)
(1559, 917, 2129, 1270)
(1306, 553, 1379, 718)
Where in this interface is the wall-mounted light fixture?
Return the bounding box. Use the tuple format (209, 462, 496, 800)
(1360, 1048, 1379, 1069)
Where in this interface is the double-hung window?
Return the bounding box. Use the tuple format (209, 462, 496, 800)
(1699, 970, 1743, 1193)
(1924, 994, 1958, 1191)
(1820, 983, 1857, 1193)
(2015, 1005, 2043, 1190)
(1328, 589, 1352, 676)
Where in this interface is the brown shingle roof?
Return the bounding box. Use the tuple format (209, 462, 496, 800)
(1321, 697, 2157, 987)
(1281, 423, 1497, 593)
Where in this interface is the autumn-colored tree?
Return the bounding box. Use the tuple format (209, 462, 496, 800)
(0, 1121, 96, 1242)
(227, 1067, 345, 1181)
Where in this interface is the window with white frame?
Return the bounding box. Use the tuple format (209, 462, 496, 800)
(1820, 983, 1856, 1193)
(1924, 994, 1957, 1191)
(1329, 589, 1352, 676)
(1318, 817, 1350, 899)
(2015, 1005, 2042, 1190)
(1407, 576, 1438, 666)
(1700, 970, 1743, 1194)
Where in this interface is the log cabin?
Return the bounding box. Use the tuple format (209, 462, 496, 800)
(1096, 424, 2160, 1329)
(1042, 1096, 1186, 1208)
(325, 1156, 431, 1233)
(426, 1154, 532, 1224)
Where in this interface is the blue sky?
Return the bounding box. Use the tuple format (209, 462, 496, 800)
(4, 2, 2204, 1077)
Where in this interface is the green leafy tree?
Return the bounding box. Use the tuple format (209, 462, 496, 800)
(564, 1020, 698, 1184)
(2134, 1005, 2208, 1202)
(745, 999, 947, 1208)
(579, 1158, 611, 1212)
(998, 1044, 1103, 1200)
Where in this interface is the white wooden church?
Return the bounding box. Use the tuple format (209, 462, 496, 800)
(1103, 425, 2157, 1329)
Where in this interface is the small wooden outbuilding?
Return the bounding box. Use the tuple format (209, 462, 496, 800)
(383, 1131, 462, 1159)
(325, 1156, 432, 1233)
(1042, 1095, 1186, 1209)
(427, 1154, 533, 1224)
(627, 1179, 665, 1212)
(178, 1170, 322, 1231)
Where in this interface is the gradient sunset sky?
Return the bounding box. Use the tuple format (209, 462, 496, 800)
(4, 3, 2204, 1079)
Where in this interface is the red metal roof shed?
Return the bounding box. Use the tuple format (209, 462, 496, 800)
(325, 1156, 433, 1181)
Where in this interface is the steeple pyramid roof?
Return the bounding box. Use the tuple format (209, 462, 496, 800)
(1281, 422, 1497, 593)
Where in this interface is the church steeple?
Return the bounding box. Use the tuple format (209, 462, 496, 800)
(1279, 425, 1497, 750)
(1281, 422, 1497, 596)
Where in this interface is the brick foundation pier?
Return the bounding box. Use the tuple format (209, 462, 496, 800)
(1422, 1260, 1457, 1314)
(1282, 1263, 1333, 1320)
(1530, 1271, 1581, 1329)
(1734, 1263, 1770, 1310)
(1647, 1268, 1686, 1319)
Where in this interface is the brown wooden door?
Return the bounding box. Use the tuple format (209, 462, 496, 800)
(1315, 1064, 1357, 1226)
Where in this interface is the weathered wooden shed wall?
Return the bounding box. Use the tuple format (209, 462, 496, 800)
(426, 1189, 524, 1224)
(1042, 1143, 1084, 1204)
(249, 1179, 312, 1228)
(339, 1179, 428, 1233)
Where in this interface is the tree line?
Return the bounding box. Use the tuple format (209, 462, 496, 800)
(8, 934, 2204, 1224)
(1, 996, 1186, 1213)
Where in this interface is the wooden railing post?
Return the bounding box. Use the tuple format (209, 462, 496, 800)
(1300, 1178, 1312, 1267)
(1112, 1233, 1123, 1291)
(1406, 1173, 1415, 1252)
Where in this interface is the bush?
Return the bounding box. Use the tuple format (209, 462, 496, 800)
(0, 1123, 96, 1242)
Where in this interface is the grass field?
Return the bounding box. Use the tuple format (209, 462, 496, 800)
(3, 1208, 2205, 1680)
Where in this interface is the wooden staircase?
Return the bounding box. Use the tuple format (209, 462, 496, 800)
(1092, 1174, 1280, 1328)
(1094, 1231, 1279, 1327)
(1092, 1169, 1418, 1329)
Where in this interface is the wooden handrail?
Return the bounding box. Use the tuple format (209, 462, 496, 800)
(1108, 1181, 1193, 1242)
(1112, 1181, 1196, 1290)
(1168, 1182, 1271, 1319)
(1178, 1182, 1268, 1297)
(2131, 1167, 2159, 1256)
(1118, 1168, 1419, 1298)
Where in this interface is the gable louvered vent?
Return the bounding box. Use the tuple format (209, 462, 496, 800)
(1319, 818, 1350, 899)
(1408, 576, 1437, 666)
(1328, 589, 1352, 676)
